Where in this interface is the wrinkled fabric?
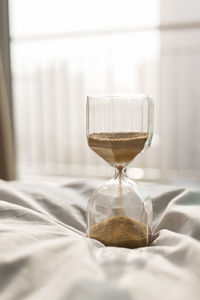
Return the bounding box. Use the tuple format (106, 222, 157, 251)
(0, 179, 200, 300)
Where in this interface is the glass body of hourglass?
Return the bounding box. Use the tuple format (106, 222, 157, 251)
(86, 94, 154, 249)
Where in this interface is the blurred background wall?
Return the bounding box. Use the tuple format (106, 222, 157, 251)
(7, 0, 200, 183)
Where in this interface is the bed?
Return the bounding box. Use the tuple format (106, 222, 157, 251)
(0, 178, 200, 300)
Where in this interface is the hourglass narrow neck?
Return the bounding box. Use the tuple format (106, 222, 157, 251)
(114, 167, 127, 182)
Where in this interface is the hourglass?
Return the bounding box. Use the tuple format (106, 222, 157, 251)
(86, 94, 154, 249)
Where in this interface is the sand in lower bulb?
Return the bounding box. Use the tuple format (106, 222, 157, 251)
(89, 215, 147, 249)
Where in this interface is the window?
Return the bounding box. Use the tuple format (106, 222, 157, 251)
(9, 0, 200, 181)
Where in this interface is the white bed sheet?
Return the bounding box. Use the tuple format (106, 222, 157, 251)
(0, 179, 200, 300)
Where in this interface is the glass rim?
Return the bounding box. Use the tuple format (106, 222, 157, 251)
(87, 93, 153, 101)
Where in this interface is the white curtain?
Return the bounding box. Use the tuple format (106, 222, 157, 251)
(10, 0, 200, 179)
